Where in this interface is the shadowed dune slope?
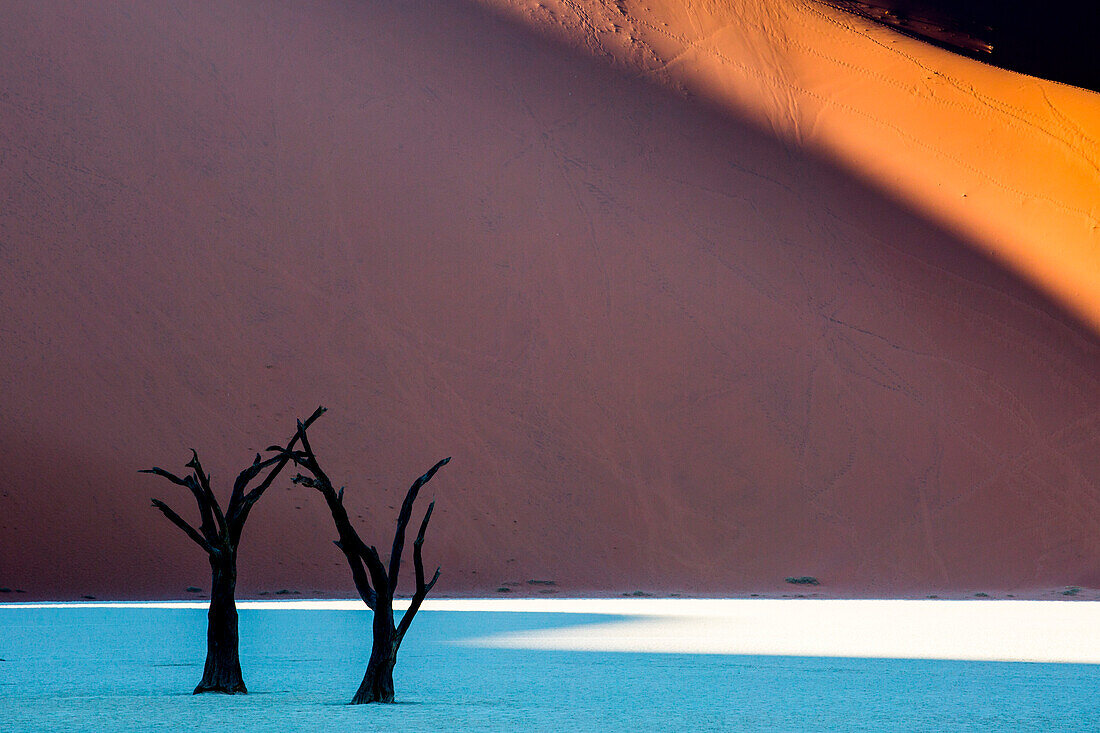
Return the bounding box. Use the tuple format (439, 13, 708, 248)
(0, 0, 1097, 599)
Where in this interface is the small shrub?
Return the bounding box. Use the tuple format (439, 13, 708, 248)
(785, 576, 819, 585)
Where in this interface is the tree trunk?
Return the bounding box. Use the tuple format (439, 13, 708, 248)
(194, 553, 246, 694)
(351, 610, 398, 704)
(352, 645, 396, 704)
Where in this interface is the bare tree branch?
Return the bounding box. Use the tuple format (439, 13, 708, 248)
(231, 408, 321, 510)
(388, 457, 450, 590)
(187, 478, 217, 542)
(182, 473, 218, 543)
(334, 540, 378, 610)
(151, 499, 216, 554)
(397, 501, 440, 640)
(225, 406, 327, 540)
(286, 409, 389, 603)
(229, 453, 271, 506)
(224, 453, 284, 543)
(187, 450, 227, 536)
(289, 413, 332, 486)
(139, 467, 190, 486)
(142, 466, 217, 545)
(362, 544, 390, 606)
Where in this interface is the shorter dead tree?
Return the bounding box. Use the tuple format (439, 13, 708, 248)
(140, 407, 324, 694)
(273, 407, 449, 704)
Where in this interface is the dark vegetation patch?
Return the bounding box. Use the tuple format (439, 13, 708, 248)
(785, 576, 820, 585)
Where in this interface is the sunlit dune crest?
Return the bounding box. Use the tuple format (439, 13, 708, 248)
(479, 0, 1100, 331)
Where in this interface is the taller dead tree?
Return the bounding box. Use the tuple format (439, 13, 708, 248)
(272, 407, 449, 704)
(140, 407, 324, 694)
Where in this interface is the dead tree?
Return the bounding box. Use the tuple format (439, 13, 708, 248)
(273, 407, 449, 703)
(140, 407, 324, 694)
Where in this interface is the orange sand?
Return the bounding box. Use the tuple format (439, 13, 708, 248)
(480, 0, 1100, 331)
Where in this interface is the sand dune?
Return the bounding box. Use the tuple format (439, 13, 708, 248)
(0, 0, 1096, 600)
(479, 0, 1100, 331)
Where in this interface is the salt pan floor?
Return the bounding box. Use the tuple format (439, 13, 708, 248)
(2, 599, 1098, 731)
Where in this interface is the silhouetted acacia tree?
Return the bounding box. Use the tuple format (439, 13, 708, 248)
(140, 407, 324, 694)
(273, 407, 449, 704)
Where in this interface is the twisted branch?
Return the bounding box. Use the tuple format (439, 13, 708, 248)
(389, 457, 450, 592)
(397, 500, 440, 641)
(150, 498, 216, 554)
